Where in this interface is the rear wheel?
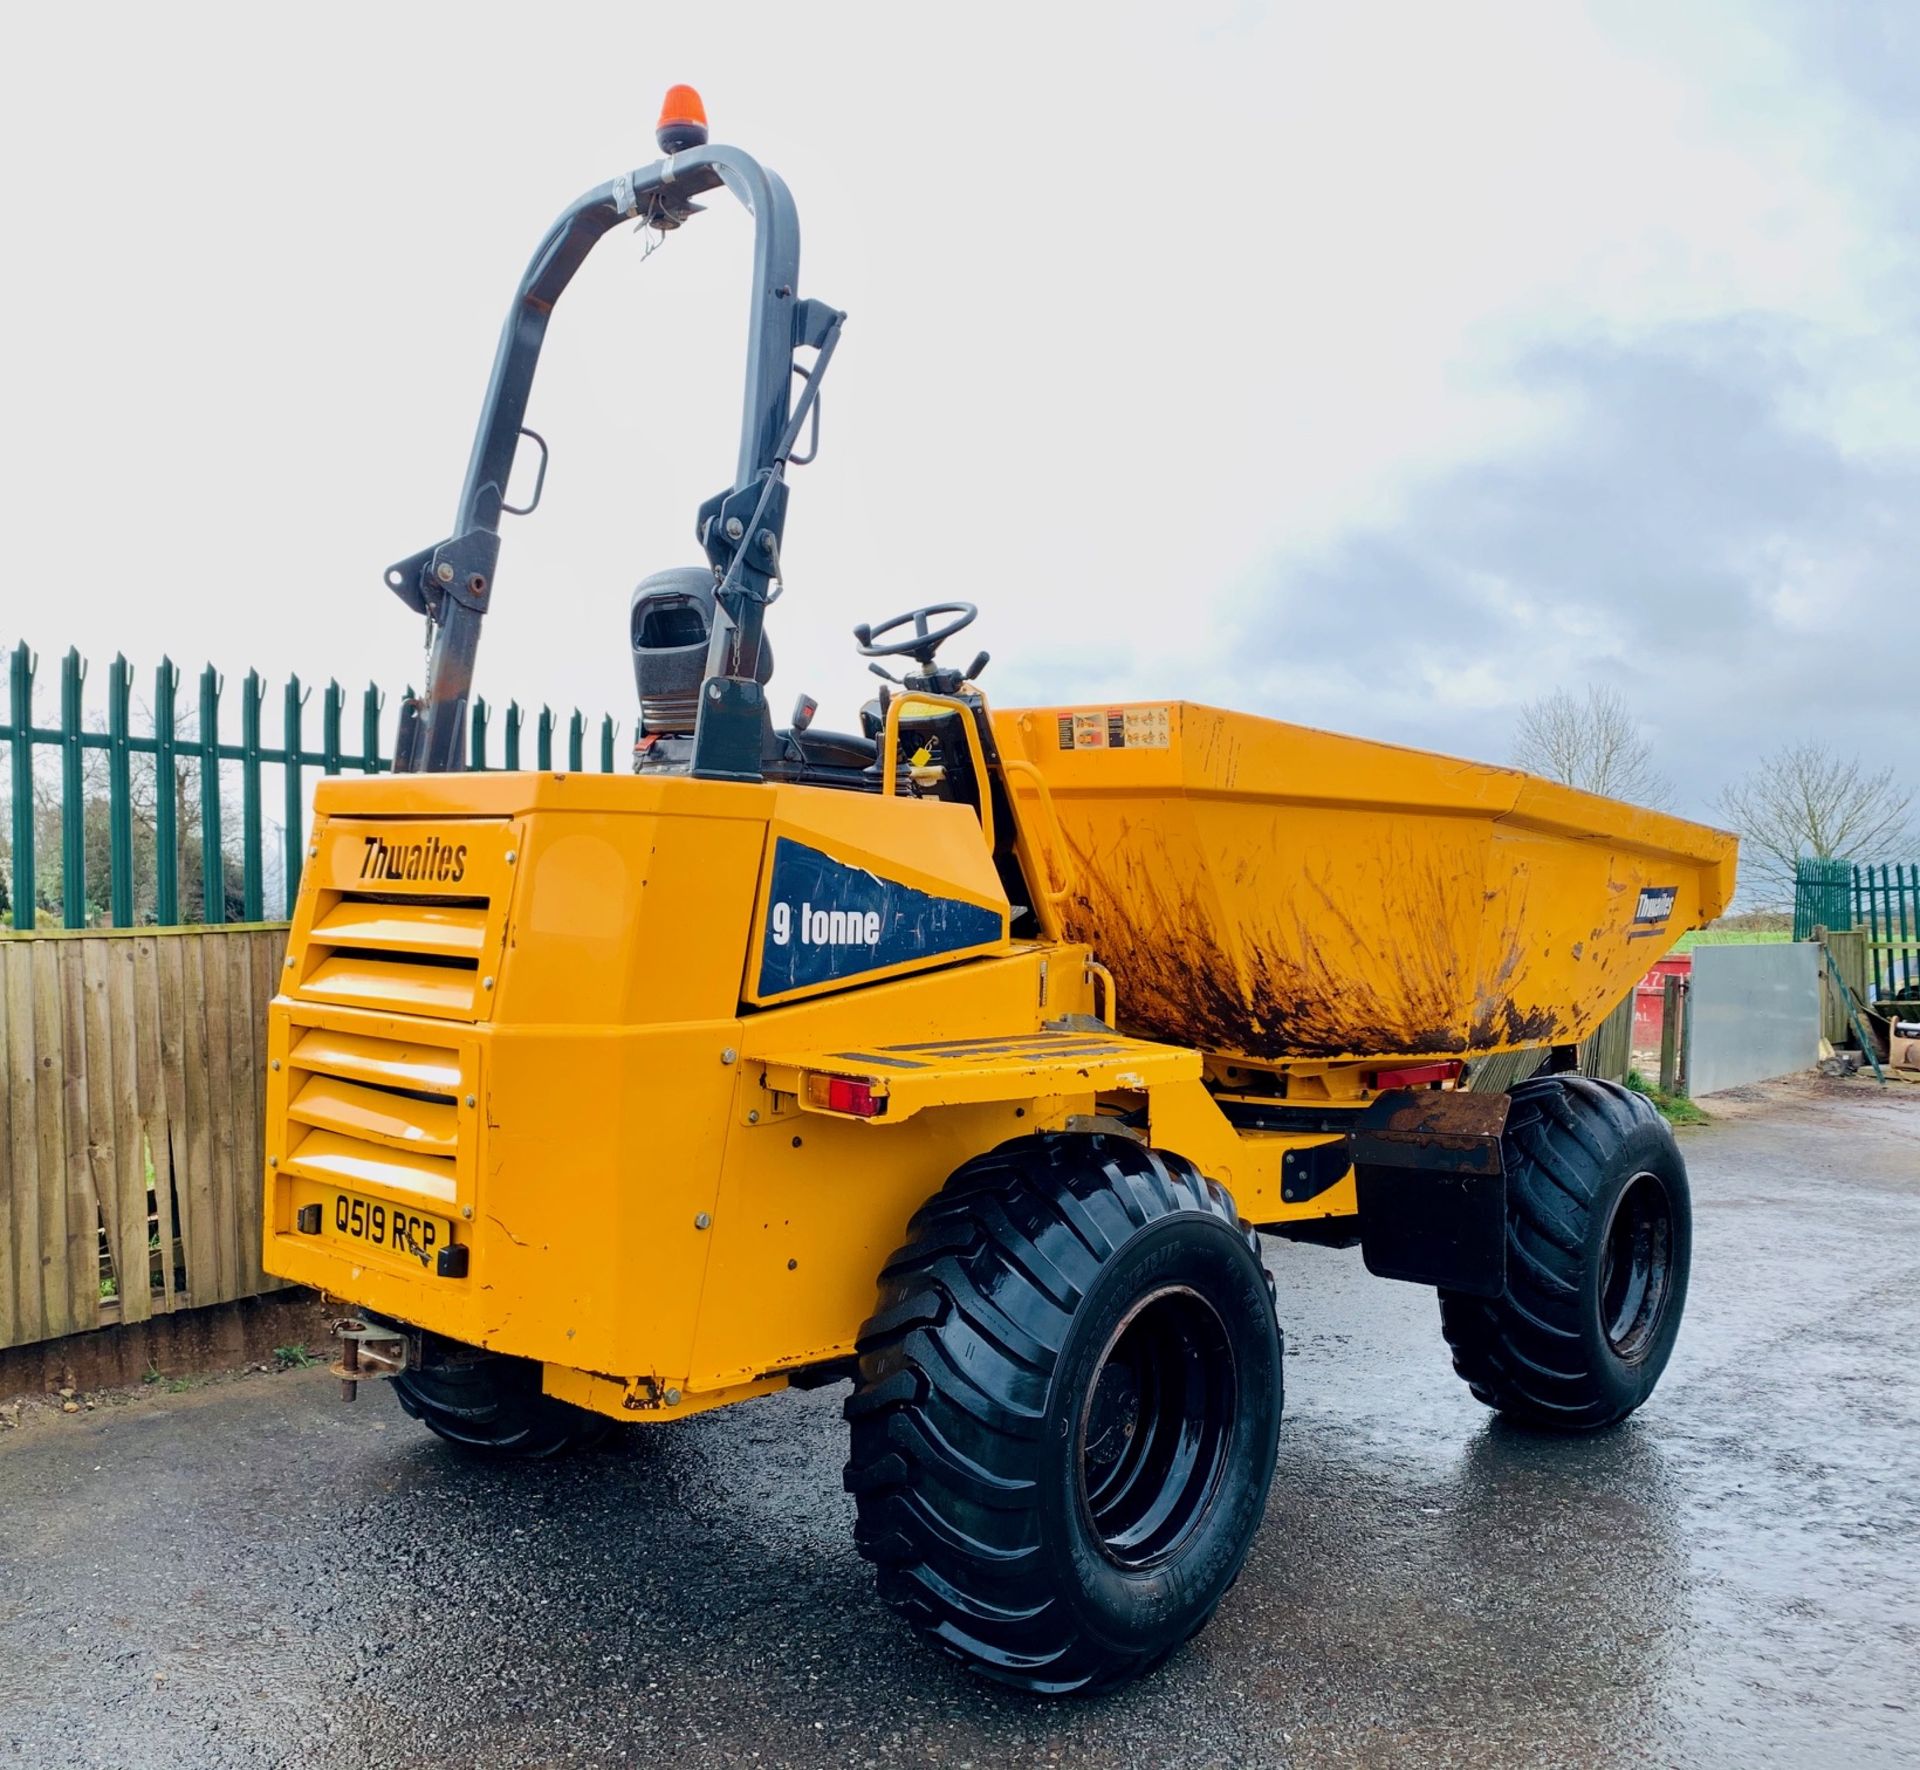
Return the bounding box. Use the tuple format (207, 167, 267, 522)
(393, 1341, 614, 1458)
(844, 1134, 1283, 1694)
(1440, 1074, 1691, 1430)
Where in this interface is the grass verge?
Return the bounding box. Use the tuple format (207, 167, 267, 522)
(1672, 930, 1791, 952)
(1626, 1071, 1711, 1126)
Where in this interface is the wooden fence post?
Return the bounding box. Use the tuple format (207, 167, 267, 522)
(1659, 975, 1684, 1094)
(1580, 992, 1635, 1084)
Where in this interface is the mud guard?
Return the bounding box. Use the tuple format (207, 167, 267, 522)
(1351, 1089, 1509, 1297)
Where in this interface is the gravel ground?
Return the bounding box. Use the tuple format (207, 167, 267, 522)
(2, 1075, 1916, 1769)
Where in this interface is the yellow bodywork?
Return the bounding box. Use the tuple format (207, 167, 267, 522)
(263, 700, 1735, 1424)
(995, 702, 1736, 1063)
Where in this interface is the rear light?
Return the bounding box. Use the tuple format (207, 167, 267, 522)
(805, 1073, 883, 1117)
(1370, 1060, 1463, 1091)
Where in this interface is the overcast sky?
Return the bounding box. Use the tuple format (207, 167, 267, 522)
(3, 2, 1915, 828)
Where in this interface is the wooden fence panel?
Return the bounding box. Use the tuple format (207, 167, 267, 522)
(79, 941, 118, 1321)
(31, 941, 75, 1342)
(155, 934, 191, 1311)
(61, 941, 95, 1332)
(5, 943, 43, 1345)
(236, 935, 263, 1295)
(1579, 991, 1636, 1085)
(105, 938, 150, 1325)
(199, 936, 239, 1305)
(175, 935, 217, 1309)
(0, 924, 287, 1351)
(248, 929, 275, 1293)
(224, 933, 260, 1298)
(0, 947, 15, 1347)
(131, 934, 175, 1314)
(1820, 928, 1868, 1047)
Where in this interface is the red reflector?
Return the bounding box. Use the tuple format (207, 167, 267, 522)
(1371, 1060, 1463, 1091)
(827, 1077, 880, 1117)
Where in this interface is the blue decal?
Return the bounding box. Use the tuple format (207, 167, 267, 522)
(758, 838, 1003, 995)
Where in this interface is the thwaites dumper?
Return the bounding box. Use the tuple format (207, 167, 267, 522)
(264, 90, 1737, 1693)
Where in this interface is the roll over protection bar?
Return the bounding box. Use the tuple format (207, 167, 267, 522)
(387, 141, 843, 778)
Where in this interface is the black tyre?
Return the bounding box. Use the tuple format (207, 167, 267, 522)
(1440, 1073, 1691, 1431)
(393, 1342, 614, 1458)
(844, 1134, 1283, 1694)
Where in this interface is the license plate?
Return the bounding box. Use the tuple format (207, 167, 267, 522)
(324, 1190, 454, 1268)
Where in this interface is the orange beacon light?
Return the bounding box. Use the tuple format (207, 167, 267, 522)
(656, 85, 709, 154)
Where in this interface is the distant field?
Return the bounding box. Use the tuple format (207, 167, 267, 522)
(1672, 929, 1793, 953)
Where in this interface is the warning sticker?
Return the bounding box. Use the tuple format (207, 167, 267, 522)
(1056, 706, 1171, 751)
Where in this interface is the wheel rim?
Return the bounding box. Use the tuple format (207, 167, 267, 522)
(1076, 1283, 1238, 1570)
(1596, 1170, 1675, 1362)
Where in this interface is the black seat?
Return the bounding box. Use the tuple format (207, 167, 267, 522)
(789, 728, 877, 770)
(630, 566, 890, 791)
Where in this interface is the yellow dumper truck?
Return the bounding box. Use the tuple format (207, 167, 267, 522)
(263, 90, 1737, 1692)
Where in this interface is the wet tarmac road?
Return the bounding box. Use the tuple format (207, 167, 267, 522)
(3, 1077, 1917, 1768)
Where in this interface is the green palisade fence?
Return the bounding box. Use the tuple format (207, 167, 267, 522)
(1, 639, 632, 932)
(1854, 861, 1919, 1002)
(1791, 856, 1853, 943)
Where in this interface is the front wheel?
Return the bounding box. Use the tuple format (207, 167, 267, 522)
(844, 1134, 1283, 1694)
(1440, 1074, 1692, 1430)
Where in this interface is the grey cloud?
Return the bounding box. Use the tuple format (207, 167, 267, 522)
(1766, 0, 1920, 133)
(1225, 318, 1919, 819)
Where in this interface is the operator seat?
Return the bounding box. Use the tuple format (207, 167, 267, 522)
(630, 568, 761, 738)
(629, 567, 880, 782)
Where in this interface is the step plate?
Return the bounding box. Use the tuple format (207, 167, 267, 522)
(759, 1030, 1201, 1123)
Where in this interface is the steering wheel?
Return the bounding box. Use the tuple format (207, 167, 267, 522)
(853, 602, 977, 669)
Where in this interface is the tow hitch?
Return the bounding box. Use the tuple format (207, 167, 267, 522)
(330, 1317, 413, 1401)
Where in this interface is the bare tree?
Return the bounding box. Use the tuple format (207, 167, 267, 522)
(1715, 743, 1914, 907)
(1511, 685, 1672, 806)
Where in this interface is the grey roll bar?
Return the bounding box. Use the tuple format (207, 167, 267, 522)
(387, 142, 843, 779)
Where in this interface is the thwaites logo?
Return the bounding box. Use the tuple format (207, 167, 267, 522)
(1633, 885, 1679, 926)
(359, 834, 468, 884)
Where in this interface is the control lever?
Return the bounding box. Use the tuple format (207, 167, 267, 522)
(963, 651, 990, 682)
(791, 693, 818, 733)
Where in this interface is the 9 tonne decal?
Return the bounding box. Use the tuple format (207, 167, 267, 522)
(759, 838, 1003, 996)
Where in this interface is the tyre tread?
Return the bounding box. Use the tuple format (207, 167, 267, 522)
(844, 1133, 1271, 1693)
(1439, 1074, 1684, 1431)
